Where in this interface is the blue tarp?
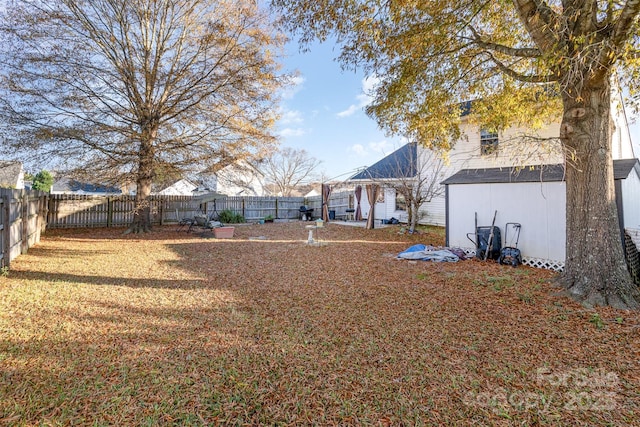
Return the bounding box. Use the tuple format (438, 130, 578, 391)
(397, 244, 461, 262)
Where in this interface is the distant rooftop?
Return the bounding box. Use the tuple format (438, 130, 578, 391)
(350, 143, 417, 181)
(0, 161, 24, 189)
(52, 177, 121, 194)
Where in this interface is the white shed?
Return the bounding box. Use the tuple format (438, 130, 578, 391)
(442, 159, 640, 271)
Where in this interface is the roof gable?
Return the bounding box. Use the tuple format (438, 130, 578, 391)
(350, 143, 417, 181)
(157, 178, 197, 196)
(0, 161, 23, 188)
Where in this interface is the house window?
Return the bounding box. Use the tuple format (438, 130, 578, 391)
(395, 192, 407, 211)
(480, 129, 499, 155)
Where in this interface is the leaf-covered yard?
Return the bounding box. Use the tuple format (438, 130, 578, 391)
(1, 222, 639, 425)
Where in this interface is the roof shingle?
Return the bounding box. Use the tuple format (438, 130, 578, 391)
(350, 143, 417, 181)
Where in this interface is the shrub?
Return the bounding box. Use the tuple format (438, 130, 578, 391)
(218, 209, 245, 224)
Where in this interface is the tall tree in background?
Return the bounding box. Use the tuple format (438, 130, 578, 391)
(32, 170, 54, 192)
(0, 0, 287, 232)
(273, 0, 640, 309)
(258, 147, 321, 196)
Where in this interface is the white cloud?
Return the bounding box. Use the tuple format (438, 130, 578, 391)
(369, 140, 394, 153)
(281, 75, 305, 99)
(337, 74, 381, 118)
(280, 109, 303, 125)
(348, 140, 394, 158)
(361, 75, 381, 94)
(280, 127, 306, 137)
(337, 104, 360, 118)
(349, 144, 367, 156)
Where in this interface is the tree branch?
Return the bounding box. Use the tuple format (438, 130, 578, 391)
(468, 26, 541, 58)
(511, 0, 561, 52)
(486, 51, 559, 83)
(610, 0, 640, 49)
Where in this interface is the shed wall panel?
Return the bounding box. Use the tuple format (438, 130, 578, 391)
(447, 181, 566, 262)
(622, 170, 640, 229)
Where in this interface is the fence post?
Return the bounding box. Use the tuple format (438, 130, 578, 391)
(47, 195, 55, 227)
(275, 198, 279, 219)
(1, 197, 8, 268)
(20, 190, 28, 254)
(39, 193, 47, 233)
(107, 197, 113, 228)
(4, 197, 9, 267)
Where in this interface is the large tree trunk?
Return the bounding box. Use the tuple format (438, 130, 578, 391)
(560, 79, 639, 309)
(126, 126, 156, 234)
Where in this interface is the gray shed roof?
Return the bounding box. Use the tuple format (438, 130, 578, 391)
(350, 143, 417, 181)
(442, 159, 640, 185)
(0, 161, 23, 188)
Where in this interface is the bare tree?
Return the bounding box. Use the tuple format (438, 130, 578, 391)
(257, 147, 321, 196)
(0, 0, 287, 232)
(399, 148, 445, 234)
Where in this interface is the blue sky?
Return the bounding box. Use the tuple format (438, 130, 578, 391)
(277, 41, 406, 180)
(277, 41, 640, 180)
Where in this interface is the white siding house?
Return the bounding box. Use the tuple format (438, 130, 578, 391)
(156, 178, 198, 196)
(0, 161, 25, 189)
(215, 162, 266, 196)
(349, 143, 422, 224)
(353, 186, 400, 223)
(51, 177, 122, 195)
(349, 86, 635, 230)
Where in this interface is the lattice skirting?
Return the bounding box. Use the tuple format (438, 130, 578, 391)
(461, 248, 565, 272)
(521, 257, 564, 272)
(624, 229, 640, 286)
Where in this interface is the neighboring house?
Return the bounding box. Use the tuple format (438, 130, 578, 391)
(0, 161, 25, 189)
(349, 91, 634, 228)
(303, 184, 322, 198)
(51, 177, 122, 195)
(215, 162, 266, 196)
(156, 178, 198, 196)
(439, 91, 638, 269)
(348, 143, 418, 223)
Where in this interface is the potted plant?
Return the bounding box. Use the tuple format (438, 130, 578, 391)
(264, 214, 274, 223)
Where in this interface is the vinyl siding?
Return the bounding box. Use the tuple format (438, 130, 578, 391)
(622, 168, 640, 229)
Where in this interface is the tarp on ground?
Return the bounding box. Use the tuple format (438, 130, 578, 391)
(397, 244, 462, 262)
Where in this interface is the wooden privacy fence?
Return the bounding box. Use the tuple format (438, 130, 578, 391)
(46, 194, 311, 228)
(0, 189, 48, 269)
(46, 191, 356, 229)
